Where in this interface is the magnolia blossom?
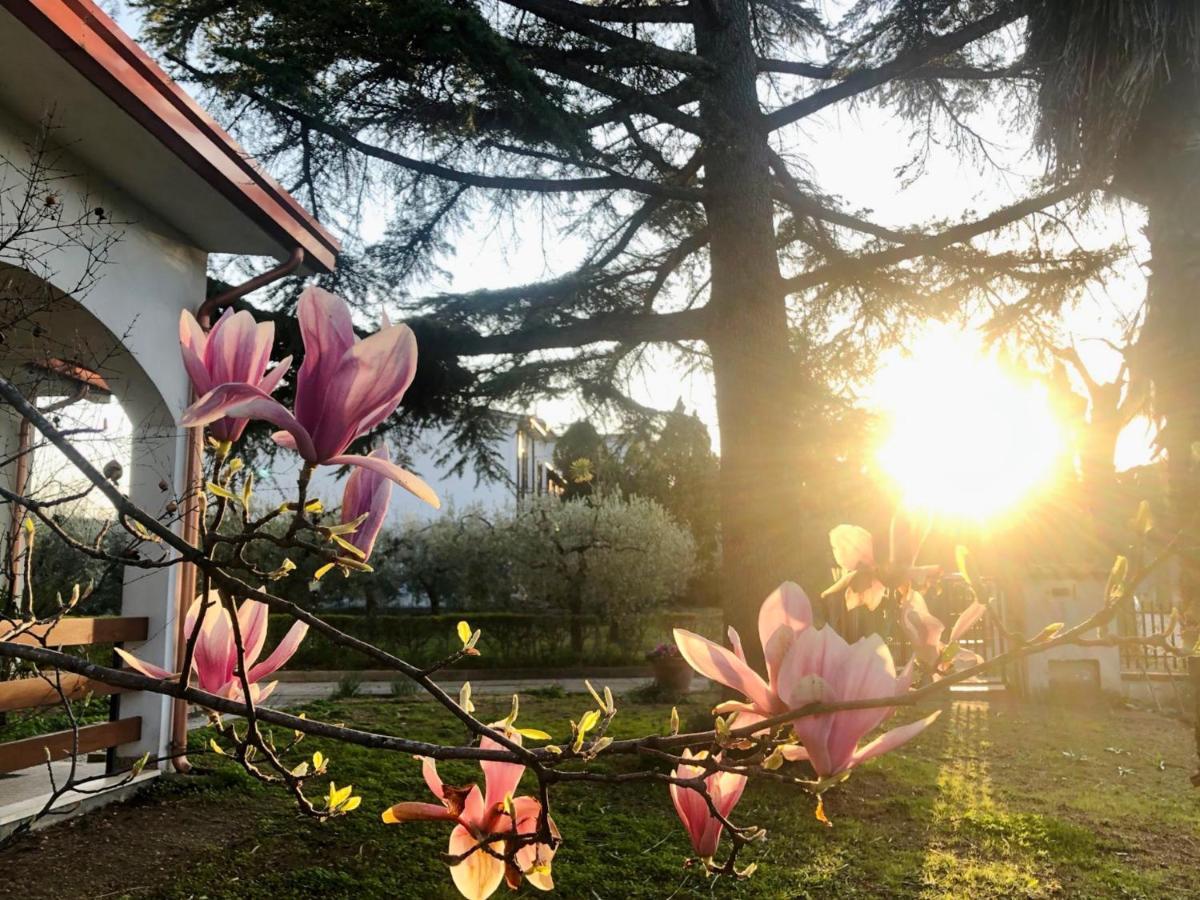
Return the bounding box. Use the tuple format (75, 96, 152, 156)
(901, 592, 986, 677)
(179, 307, 291, 444)
(116, 594, 308, 703)
(776, 627, 940, 779)
(669, 749, 747, 859)
(672, 582, 813, 729)
(382, 734, 559, 900)
(824, 519, 940, 611)
(181, 286, 439, 508)
(339, 443, 392, 560)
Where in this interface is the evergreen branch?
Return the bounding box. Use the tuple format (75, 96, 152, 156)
(782, 181, 1092, 293)
(217, 81, 704, 201)
(499, 0, 710, 73)
(455, 309, 709, 354)
(757, 58, 1029, 81)
(519, 47, 704, 133)
(533, 0, 692, 23)
(763, 8, 1021, 131)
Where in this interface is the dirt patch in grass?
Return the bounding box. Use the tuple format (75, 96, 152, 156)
(2, 783, 263, 899)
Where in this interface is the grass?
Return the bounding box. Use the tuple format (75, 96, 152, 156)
(5, 692, 1200, 899)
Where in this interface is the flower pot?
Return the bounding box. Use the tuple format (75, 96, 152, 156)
(649, 657, 694, 693)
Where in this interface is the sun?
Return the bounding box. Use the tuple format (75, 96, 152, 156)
(869, 326, 1067, 522)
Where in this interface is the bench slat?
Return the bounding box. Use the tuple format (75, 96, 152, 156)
(0, 616, 148, 647)
(0, 717, 141, 774)
(0, 673, 125, 713)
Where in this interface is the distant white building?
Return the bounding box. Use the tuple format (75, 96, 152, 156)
(255, 413, 563, 526)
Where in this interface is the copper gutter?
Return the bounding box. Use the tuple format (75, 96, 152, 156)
(168, 248, 305, 772)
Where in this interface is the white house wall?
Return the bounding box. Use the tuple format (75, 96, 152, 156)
(0, 104, 207, 420)
(0, 103, 206, 765)
(255, 422, 557, 527)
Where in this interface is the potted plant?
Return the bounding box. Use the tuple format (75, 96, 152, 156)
(646, 642, 693, 693)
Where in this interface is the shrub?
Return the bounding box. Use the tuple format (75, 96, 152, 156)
(265, 609, 722, 671)
(502, 494, 699, 654)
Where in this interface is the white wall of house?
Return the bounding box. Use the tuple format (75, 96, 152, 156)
(0, 102, 205, 766)
(1020, 575, 1123, 698)
(254, 418, 558, 527)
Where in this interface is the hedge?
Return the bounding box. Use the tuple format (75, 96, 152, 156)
(266, 609, 724, 671)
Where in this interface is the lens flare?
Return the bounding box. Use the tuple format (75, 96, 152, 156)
(871, 326, 1066, 521)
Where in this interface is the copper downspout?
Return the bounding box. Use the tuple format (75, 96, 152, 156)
(168, 248, 304, 772)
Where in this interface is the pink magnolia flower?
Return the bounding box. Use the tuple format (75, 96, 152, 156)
(669, 749, 747, 859)
(823, 519, 940, 612)
(382, 734, 559, 900)
(672, 582, 813, 729)
(776, 627, 940, 779)
(179, 307, 292, 444)
(116, 594, 308, 704)
(339, 443, 392, 560)
(181, 286, 439, 508)
(901, 592, 986, 677)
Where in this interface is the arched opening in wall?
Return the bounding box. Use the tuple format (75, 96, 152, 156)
(0, 262, 185, 797)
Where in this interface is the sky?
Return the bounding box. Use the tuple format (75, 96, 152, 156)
(94, 3, 1154, 481)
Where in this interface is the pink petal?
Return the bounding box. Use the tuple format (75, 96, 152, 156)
(253, 680, 277, 705)
(849, 710, 942, 767)
(382, 801, 460, 823)
(901, 591, 944, 668)
(207, 309, 260, 386)
(258, 355, 293, 395)
(342, 323, 418, 432)
(711, 766, 747, 821)
(179, 311, 212, 395)
(512, 796, 559, 891)
(825, 635, 899, 772)
(672, 628, 775, 714)
(422, 756, 445, 802)
(246, 619, 309, 683)
(236, 598, 270, 669)
(775, 626, 842, 776)
(182, 594, 206, 640)
(339, 444, 393, 558)
(830, 525, 875, 570)
(669, 778, 709, 856)
(948, 600, 987, 645)
(328, 453, 439, 509)
(307, 323, 417, 459)
(480, 735, 525, 814)
(182, 383, 318, 461)
(114, 647, 174, 680)
(293, 286, 358, 431)
(951, 649, 983, 672)
(727, 626, 746, 663)
(449, 823, 505, 900)
(758, 581, 813, 687)
(193, 603, 235, 694)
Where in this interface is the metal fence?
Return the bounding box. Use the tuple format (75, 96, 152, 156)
(1117, 583, 1185, 675)
(825, 575, 1009, 685)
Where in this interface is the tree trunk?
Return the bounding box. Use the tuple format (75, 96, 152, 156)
(1142, 190, 1200, 762)
(569, 594, 585, 655)
(1126, 71, 1200, 770)
(695, 0, 802, 671)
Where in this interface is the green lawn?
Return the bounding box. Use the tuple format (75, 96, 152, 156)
(5, 690, 1200, 899)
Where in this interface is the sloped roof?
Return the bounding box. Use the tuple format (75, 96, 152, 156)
(0, 0, 338, 272)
